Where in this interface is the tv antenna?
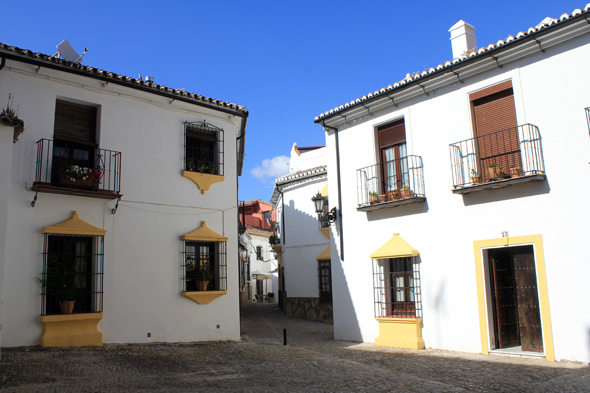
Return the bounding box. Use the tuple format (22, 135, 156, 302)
(53, 40, 88, 63)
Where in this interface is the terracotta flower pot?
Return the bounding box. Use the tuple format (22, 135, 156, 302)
(59, 174, 98, 189)
(195, 280, 209, 291)
(488, 166, 503, 179)
(401, 188, 413, 198)
(387, 190, 400, 201)
(59, 300, 75, 314)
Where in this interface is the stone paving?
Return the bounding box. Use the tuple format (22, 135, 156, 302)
(0, 303, 588, 392)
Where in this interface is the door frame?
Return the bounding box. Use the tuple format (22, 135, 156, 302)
(473, 234, 554, 361)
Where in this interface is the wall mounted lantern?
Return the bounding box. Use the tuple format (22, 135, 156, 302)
(311, 192, 337, 226)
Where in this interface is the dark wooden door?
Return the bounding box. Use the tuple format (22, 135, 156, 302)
(489, 249, 520, 348)
(513, 246, 543, 352)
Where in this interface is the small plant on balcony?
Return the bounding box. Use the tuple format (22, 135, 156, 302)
(36, 255, 77, 314)
(59, 165, 102, 187)
(470, 169, 482, 185)
(186, 160, 196, 172)
(1, 93, 25, 143)
(369, 191, 379, 204)
(207, 163, 217, 174)
(488, 163, 504, 179)
(186, 263, 216, 291)
(197, 162, 206, 173)
(401, 185, 413, 198)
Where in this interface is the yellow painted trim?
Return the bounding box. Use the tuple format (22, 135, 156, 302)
(375, 317, 425, 350)
(181, 221, 228, 242)
(320, 183, 329, 197)
(319, 227, 330, 239)
(370, 233, 419, 259)
(182, 171, 225, 194)
(316, 245, 331, 261)
(182, 290, 227, 304)
(42, 211, 106, 236)
(473, 234, 554, 361)
(39, 312, 103, 347)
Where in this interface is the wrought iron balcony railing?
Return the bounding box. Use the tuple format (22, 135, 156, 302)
(32, 139, 122, 197)
(356, 155, 425, 210)
(449, 124, 545, 192)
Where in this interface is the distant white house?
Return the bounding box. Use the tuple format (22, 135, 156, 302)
(271, 143, 332, 322)
(315, 6, 590, 362)
(0, 41, 248, 347)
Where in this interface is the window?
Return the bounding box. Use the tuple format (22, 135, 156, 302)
(256, 246, 263, 260)
(184, 121, 224, 176)
(183, 241, 227, 291)
(40, 234, 104, 315)
(318, 260, 332, 304)
(378, 120, 409, 196)
(372, 257, 421, 318)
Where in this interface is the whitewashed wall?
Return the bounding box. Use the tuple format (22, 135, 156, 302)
(249, 232, 276, 294)
(325, 35, 590, 362)
(0, 60, 243, 346)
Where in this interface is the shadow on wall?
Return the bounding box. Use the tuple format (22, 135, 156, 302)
(462, 178, 550, 206)
(283, 198, 363, 341)
(365, 200, 429, 222)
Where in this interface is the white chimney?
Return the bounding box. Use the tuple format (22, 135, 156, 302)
(449, 20, 476, 59)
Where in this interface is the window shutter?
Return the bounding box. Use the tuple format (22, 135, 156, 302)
(54, 100, 97, 145)
(378, 120, 405, 148)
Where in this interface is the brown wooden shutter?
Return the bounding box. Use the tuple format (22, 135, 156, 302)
(378, 120, 405, 148)
(54, 100, 97, 145)
(472, 88, 520, 179)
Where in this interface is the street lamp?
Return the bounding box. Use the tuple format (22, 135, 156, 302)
(311, 192, 337, 226)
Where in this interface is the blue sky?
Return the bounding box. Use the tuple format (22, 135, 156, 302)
(1, 0, 583, 202)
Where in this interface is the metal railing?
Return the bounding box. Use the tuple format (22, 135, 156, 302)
(356, 155, 425, 208)
(449, 124, 544, 189)
(34, 139, 122, 194)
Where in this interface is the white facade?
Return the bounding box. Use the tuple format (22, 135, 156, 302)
(0, 43, 247, 346)
(316, 10, 590, 362)
(272, 144, 330, 309)
(248, 230, 277, 295)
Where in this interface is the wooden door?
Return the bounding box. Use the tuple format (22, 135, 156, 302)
(513, 246, 543, 352)
(489, 249, 520, 348)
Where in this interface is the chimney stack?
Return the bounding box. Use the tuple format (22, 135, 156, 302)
(449, 20, 476, 59)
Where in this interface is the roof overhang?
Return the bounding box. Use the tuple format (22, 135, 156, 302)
(181, 221, 228, 242)
(315, 9, 590, 128)
(42, 211, 106, 236)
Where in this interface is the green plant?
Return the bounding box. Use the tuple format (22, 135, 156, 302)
(186, 160, 195, 171)
(0, 93, 18, 120)
(36, 255, 76, 302)
(186, 263, 216, 281)
(489, 163, 500, 168)
(208, 163, 217, 174)
(402, 185, 410, 189)
(267, 292, 274, 298)
(369, 191, 378, 197)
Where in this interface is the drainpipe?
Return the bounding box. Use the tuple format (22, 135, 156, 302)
(236, 121, 246, 336)
(321, 122, 344, 261)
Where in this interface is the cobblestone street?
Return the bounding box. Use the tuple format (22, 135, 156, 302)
(0, 303, 588, 392)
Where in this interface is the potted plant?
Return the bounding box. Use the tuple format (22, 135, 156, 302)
(509, 166, 523, 177)
(0, 93, 24, 143)
(59, 165, 102, 189)
(207, 163, 217, 174)
(186, 263, 216, 291)
(387, 189, 400, 201)
(37, 255, 76, 314)
(197, 162, 206, 173)
(269, 234, 279, 245)
(267, 292, 275, 303)
(470, 169, 482, 185)
(186, 160, 195, 172)
(369, 191, 379, 204)
(488, 163, 504, 179)
(401, 186, 413, 198)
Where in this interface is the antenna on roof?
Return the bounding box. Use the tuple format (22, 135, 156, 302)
(53, 40, 88, 63)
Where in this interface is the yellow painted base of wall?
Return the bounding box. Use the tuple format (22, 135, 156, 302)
(40, 313, 103, 347)
(375, 317, 425, 350)
(182, 171, 224, 194)
(182, 290, 227, 304)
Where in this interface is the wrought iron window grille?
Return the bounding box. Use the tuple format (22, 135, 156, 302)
(449, 123, 545, 190)
(40, 234, 104, 316)
(184, 120, 224, 176)
(182, 240, 227, 292)
(372, 257, 422, 319)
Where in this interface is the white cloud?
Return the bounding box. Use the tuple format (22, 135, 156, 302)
(250, 155, 290, 179)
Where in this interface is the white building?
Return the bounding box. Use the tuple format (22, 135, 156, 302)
(314, 6, 590, 362)
(0, 41, 248, 347)
(271, 143, 332, 322)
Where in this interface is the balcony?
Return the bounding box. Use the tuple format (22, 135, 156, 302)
(356, 155, 426, 212)
(449, 124, 545, 194)
(31, 139, 122, 200)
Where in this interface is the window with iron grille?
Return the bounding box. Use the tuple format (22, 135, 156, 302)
(256, 246, 263, 260)
(318, 259, 332, 304)
(184, 121, 224, 176)
(372, 257, 422, 318)
(182, 241, 227, 292)
(40, 234, 104, 315)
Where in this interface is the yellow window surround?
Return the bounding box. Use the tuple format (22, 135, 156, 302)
(473, 234, 554, 361)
